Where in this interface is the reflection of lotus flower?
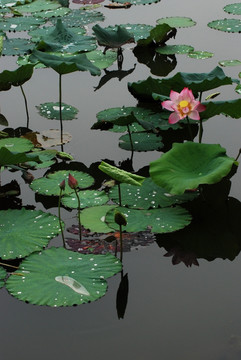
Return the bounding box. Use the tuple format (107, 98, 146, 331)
(164, 246, 199, 267)
(68, 174, 78, 189)
(162, 88, 206, 124)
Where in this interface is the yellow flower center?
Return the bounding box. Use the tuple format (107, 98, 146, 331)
(179, 100, 189, 108)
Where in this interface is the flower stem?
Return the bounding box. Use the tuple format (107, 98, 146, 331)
(127, 125, 134, 162)
(20, 85, 30, 128)
(59, 73, 63, 145)
(118, 183, 122, 207)
(58, 188, 65, 246)
(74, 188, 82, 242)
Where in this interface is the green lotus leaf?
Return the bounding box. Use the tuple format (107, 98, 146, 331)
(156, 16, 196, 28)
(80, 205, 117, 233)
(208, 19, 241, 32)
(2, 38, 35, 56)
(6, 247, 122, 306)
(35, 19, 96, 53)
(105, 206, 192, 233)
(156, 44, 194, 55)
(110, 0, 160, 5)
(61, 190, 108, 209)
(109, 178, 197, 209)
(137, 24, 175, 46)
(0, 16, 45, 32)
(33, 6, 70, 18)
(107, 123, 144, 133)
(96, 107, 137, 126)
(224, 3, 241, 15)
(0, 64, 34, 91)
(28, 25, 86, 43)
(98, 161, 145, 186)
(0, 137, 33, 152)
(0, 147, 39, 166)
(51, 9, 104, 27)
(119, 132, 163, 151)
(86, 50, 117, 69)
(36, 102, 79, 120)
(0, 209, 62, 259)
(201, 99, 241, 120)
(14, 0, 61, 12)
(134, 108, 178, 131)
(187, 51, 214, 59)
(25, 149, 57, 169)
(128, 67, 236, 101)
(0, 267, 6, 289)
(17, 54, 45, 68)
(29, 49, 101, 75)
(235, 84, 241, 94)
(92, 24, 135, 48)
(30, 170, 94, 196)
(150, 142, 237, 195)
(219, 59, 241, 67)
(106, 24, 153, 42)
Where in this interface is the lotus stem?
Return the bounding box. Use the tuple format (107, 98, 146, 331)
(127, 124, 134, 161)
(0, 262, 18, 269)
(235, 148, 241, 161)
(74, 188, 82, 242)
(118, 183, 122, 207)
(58, 188, 65, 246)
(59, 74, 63, 145)
(20, 85, 30, 128)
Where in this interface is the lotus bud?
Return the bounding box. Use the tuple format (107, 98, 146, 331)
(114, 210, 127, 226)
(68, 173, 78, 189)
(59, 180, 65, 191)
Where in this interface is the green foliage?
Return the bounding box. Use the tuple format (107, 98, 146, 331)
(92, 24, 135, 48)
(13, 0, 61, 13)
(98, 161, 145, 186)
(36, 102, 79, 120)
(6, 248, 122, 306)
(223, 3, 241, 14)
(136, 24, 176, 46)
(156, 44, 194, 55)
(0, 209, 62, 259)
(187, 51, 214, 59)
(61, 190, 109, 209)
(51, 9, 104, 27)
(0, 16, 45, 32)
(150, 142, 237, 195)
(156, 16, 196, 28)
(119, 132, 163, 151)
(208, 19, 241, 32)
(80, 205, 117, 233)
(0, 137, 33, 152)
(0, 267, 6, 289)
(0, 65, 34, 91)
(2, 38, 35, 56)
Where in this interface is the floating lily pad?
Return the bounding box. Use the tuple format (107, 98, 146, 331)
(0, 267, 6, 288)
(0, 208, 62, 259)
(156, 17, 196, 28)
(223, 3, 241, 15)
(111, 24, 153, 42)
(0, 64, 34, 91)
(156, 45, 194, 55)
(0, 147, 39, 166)
(33, 6, 70, 18)
(187, 51, 214, 59)
(51, 9, 104, 27)
(61, 190, 108, 209)
(108, 123, 144, 133)
(219, 59, 241, 67)
(150, 142, 237, 195)
(30, 170, 94, 196)
(81, 205, 117, 233)
(2, 38, 35, 56)
(0, 16, 45, 32)
(36, 102, 79, 120)
(119, 132, 163, 151)
(0, 137, 33, 153)
(36, 129, 72, 147)
(208, 19, 241, 32)
(109, 178, 197, 209)
(6, 247, 122, 306)
(96, 106, 137, 126)
(136, 24, 176, 46)
(14, 0, 61, 13)
(105, 206, 192, 233)
(93, 24, 134, 48)
(111, 0, 161, 5)
(99, 161, 145, 186)
(86, 50, 117, 69)
(28, 25, 86, 43)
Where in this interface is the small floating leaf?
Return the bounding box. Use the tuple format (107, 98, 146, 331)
(219, 59, 241, 67)
(119, 132, 163, 151)
(156, 16, 196, 28)
(61, 190, 108, 209)
(187, 51, 214, 59)
(223, 3, 241, 15)
(208, 19, 241, 32)
(36, 102, 79, 120)
(156, 44, 194, 55)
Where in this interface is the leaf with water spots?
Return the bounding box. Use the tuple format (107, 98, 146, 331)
(61, 189, 108, 209)
(119, 132, 163, 151)
(0, 209, 62, 260)
(6, 247, 122, 306)
(36, 102, 79, 120)
(0, 137, 34, 153)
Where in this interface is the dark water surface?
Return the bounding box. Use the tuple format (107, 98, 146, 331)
(2, 1, 241, 359)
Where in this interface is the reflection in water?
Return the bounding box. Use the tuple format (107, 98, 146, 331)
(55, 275, 90, 296)
(94, 64, 136, 91)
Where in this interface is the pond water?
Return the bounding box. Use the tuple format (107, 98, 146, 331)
(2, 0, 241, 359)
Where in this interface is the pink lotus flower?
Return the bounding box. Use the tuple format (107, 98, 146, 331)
(162, 87, 206, 124)
(68, 173, 78, 189)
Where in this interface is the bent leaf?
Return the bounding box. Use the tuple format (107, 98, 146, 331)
(98, 161, 145, 186)
(92, 24, 134, 48)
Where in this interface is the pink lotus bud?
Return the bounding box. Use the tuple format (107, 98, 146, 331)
(59, 180, 65, 190)
(68, 173, 78, 189)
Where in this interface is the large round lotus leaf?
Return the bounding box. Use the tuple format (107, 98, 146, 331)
(61, 190, 108, 209)
(187, 51, 214, 60)
(150, 142, 236, 195)
(33, 7, 70, 18)
(105, 206, 192, 233)
(156, 17, 196, 28)
(30, 170, 94, 196)
(119, 132, 163, 151)
(156, 45, 194, 55)
(28, 25, 86, 43)
(0, 209, 62, 260)
(0, 137, 33, 153)
(14, 0, 61, 12)
(96, 107, 137, 125)
(36, 102, 79, 120)
(80, 205, 117, 233)
(224, 3, 241, 14)
(106, 24, 153, 42)
(98, 161, 145, 186)
(86, 50, 117, 69)
(2, 38, 35, 56)
(6, 247, 122, 306)
(0, 16, 45, 32)
(109, 178, 197, 209)
(51, 9, 104, 27)
(0, 267, 6, 289)
(208, 19, 241, 32)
